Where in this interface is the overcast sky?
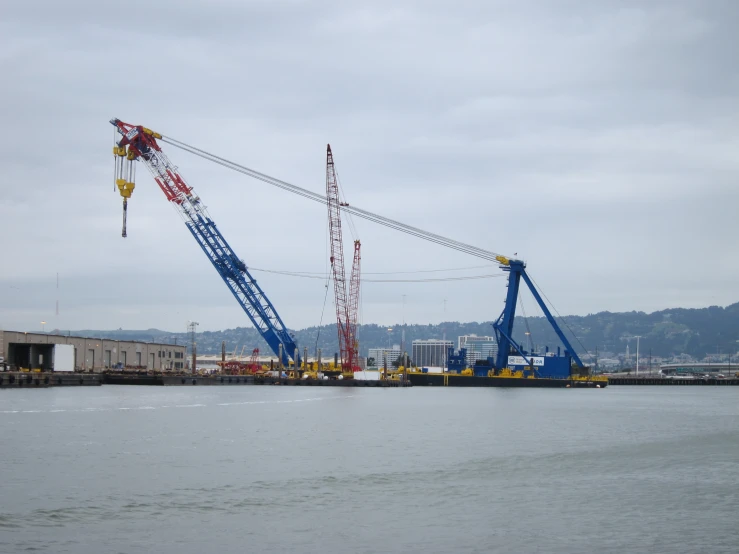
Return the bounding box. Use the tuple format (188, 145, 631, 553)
(1, 0, 737, 335)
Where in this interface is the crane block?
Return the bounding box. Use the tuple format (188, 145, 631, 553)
(495, 255, 511, 266)
(142, 127, 162, 139)
(116, 179, 135, 198)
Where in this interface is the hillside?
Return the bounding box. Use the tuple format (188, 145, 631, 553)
(58, 302, 739, 361)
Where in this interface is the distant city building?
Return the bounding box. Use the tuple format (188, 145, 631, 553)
(367, 347, 402, 369)
(412, 339, 453, 368)
(458, 334, 498, 366)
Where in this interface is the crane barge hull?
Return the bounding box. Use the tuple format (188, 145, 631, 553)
(406, 373, 606, 388)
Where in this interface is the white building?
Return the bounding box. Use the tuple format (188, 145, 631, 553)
(412, 339, 453, 368)
(458, 334, 498, 366)
(367, 346, 402, 369)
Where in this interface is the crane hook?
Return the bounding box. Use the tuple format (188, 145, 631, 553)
(122, 198, 128, 238)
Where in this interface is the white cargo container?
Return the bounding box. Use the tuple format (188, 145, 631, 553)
(53, 344, 75, 372)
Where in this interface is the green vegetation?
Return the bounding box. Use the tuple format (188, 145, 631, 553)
(62, 302, 739, 360)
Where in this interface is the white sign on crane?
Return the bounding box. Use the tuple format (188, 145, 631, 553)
(508, 356, 544, 367)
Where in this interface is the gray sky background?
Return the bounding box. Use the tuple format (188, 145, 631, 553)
(1, 0, 737, 334)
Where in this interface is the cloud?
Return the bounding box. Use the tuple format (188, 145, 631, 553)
(0, 0, 737, 343)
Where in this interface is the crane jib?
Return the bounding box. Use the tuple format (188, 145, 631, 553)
(110, 118, 300, 367)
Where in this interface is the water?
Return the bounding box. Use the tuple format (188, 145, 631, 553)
(1, 385, 738, 553)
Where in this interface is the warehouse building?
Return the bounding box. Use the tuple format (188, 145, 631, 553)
(0, 330, 186, 372)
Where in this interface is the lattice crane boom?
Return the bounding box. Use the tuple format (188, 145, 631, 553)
(248, 348, 260, 373)
(348, 239, 362, 371)
(110, 118, 299, 367)
(326, 145, 356, 373)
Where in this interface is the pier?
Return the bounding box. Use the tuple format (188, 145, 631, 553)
(0, 372, 102, 388)
(608, 376, 739, 386)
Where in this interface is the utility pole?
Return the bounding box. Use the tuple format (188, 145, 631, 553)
(594, 346, 599, 373)
(442, 298, 447, 342)
(188, 321, 199, 374)
(634, 335, 641, 376)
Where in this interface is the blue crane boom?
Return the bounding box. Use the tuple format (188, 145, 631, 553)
(110, 118, 299, 366)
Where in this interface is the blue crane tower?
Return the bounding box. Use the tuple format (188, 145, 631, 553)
(492, 256, 585, 378)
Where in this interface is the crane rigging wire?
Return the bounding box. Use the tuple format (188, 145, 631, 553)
(116, 122, 593, 368)
(247, 266, 505, 283)
(313, 216, 332, 358)
(518, 295, 534, 351)
(527, 272, 593, 361)
(335, 169, 359, 241)
(160, 136, 508, 263)
(146, 129, 589, 365)
(242, 264, 497, 276)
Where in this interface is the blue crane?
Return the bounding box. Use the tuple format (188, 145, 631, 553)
(110, 118, 299, 367)
(492, 256, 585, 378)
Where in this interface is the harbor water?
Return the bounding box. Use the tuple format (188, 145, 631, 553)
(1, 386, 738, 553)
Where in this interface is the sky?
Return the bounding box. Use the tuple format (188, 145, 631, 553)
(1, 0, 737, 334)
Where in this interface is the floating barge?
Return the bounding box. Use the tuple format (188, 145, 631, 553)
(401, 347, 608, 388)
(0, 372, 102, 388)
(406, 372, 606, 388)
(100, 372, 411, 387)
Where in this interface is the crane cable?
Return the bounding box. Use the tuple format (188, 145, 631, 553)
(245, 264, 497, 276)
(518, 295, 534, 350)
(313, 217, 332, 357)
(247, 266, 505, 283)
(527, 272, 593, 361)
(157, 134, 593, 360)
(160, 136, 508, 263)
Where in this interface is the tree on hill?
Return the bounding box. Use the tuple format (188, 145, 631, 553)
(67, 302, 739, 360)
(392, 355, 413, 368)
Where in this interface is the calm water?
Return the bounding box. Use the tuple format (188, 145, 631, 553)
(1, 385, 738, 553)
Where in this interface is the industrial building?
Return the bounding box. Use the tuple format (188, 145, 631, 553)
(0, 330, 186, 371)
(412, 339, 453, 368)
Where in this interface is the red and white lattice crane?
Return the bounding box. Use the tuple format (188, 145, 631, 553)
(248, 348, 260, 373)
(326, 145, 361, 374)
